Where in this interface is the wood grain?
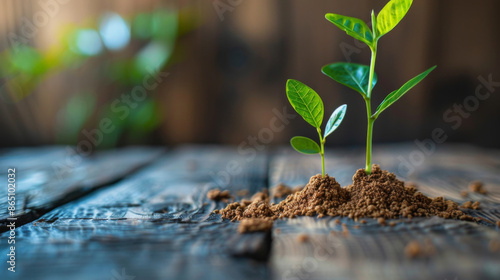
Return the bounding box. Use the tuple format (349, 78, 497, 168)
(0, 146, 164, 232)
(0, 146, 271, 280)
(1, 144, 499, 280)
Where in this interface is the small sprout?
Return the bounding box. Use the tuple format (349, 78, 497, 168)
(322, 0, 436, 174)
(286, 79, 347, 177)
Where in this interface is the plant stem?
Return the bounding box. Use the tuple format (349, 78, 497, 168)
(365, 41, 377, 175)
(365, 115, 374, 174)
(317, 128, 325, 177)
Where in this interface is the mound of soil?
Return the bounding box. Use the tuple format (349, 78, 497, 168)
(342, 165, 468, 220)
(272, 175, 349, 218)
(216, 165, 473, 225)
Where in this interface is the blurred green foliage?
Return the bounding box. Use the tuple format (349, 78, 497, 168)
(0, 7, 200, 148)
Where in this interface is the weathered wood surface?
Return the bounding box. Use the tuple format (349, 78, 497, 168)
(0, 146, 270, 280)
(0, 144, 499, 280)
(0, 146, 164, 231)
(269, 144, 500, 280)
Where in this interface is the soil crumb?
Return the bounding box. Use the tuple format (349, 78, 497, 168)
(460, 190, 468, 197)
(272, 183, 303, 198)
(489, 239, 500, 252)
(237, 218, 273, 233)
(218, 165, 472, 225)
(461, 201, 480, 210)
(469, 181, 487, 194)
(236, 190, 249, 196)
(207, 189, 231, 201)
(297, 234, 309, 243)
(405, 241, 422, 258)
(405, 239, 435, 258)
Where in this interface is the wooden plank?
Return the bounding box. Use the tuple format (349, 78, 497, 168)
(269, 144, 500, 280)
(0, 146, 270, 280)
(0, 146, 164, 231)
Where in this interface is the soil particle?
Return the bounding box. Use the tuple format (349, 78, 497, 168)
(489, 239, 500, 252)
(389, 221, 396, 227)
(297, 234, 309, 243)
(236, 190, 249, 196)
(218, 165, 470, 227)
(405, 241, 421, 258)
(469, 181, 487, 194)
(460, 190, 468, 197)
(237, 218, 273, 233)
(496, 221, 500, 227)
(207, 189, 231, 201)
(405, 239, 435, 259)
(461, 201, 480, 210)
(272, 183, 303, 198)
(378, 218, 386, 226)
(251, 190, 269, 203)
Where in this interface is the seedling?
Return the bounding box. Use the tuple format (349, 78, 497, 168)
(321, 0, 436, 174)
(286, 79, 347, 177)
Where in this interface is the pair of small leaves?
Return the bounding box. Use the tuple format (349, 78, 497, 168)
(326, 0, 413, 48)
(286, 78, 347, 154)
(290, 103, 346, 154)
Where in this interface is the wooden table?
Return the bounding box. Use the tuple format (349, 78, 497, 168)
(0, 144, 499, 280)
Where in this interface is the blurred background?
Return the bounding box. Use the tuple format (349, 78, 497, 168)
(0, 0, 499, 150)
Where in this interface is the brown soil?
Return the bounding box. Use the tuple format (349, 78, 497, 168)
(405, 239, 435, 258)
(217, 165, 474, 232)
(237, 218, 273, 233)
(272, 183, 303, 198)
(461, 201, 480, 210)
(297, 234, 309, 243)
(207, 189, 231, 201)
(489, 239, 500, 252)
(469, 181, 487, 194)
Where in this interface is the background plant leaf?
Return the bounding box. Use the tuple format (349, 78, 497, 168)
(325, 13, 373, 47)
(322, 63, 377, 98)
(373, 65, 436, 118)
(376, 0, 413, 38)
(324, 104, 347, 138)
(290, 136, 321, 154)
(286, 79, 324, 128)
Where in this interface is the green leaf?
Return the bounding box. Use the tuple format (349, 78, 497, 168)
(325, 13, 373, 47)
(322, 63, 377, 98)
(376, 0, 413, 38)
(286, 79, 324, 128)
(373, 65, 436, 118)
(290, 136, 321, 155)
(324, 104, 347, 138)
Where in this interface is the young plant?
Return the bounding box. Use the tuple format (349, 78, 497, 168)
(286, 79, 347, 177)
(321, 0, 436, 174)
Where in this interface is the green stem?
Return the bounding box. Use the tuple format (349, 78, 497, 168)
(365, 40, 377, 174)
(365, 116, 374, 174)
(317, 128, 325, 177)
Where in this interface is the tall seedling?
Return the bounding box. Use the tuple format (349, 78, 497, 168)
(321, 0, 436, 174)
